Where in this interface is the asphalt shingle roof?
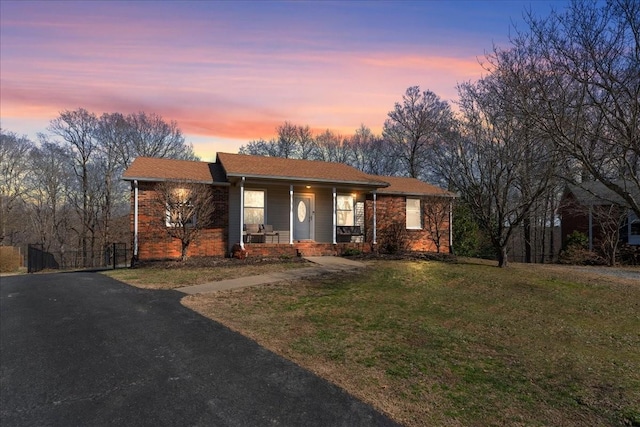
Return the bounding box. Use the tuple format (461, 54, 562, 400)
(567, 180, 639, 207)
(122, 153, 453, 197)
(122, 157, 226, 183)
(216, 152, 388, 186)
(372, 175, 455, 197)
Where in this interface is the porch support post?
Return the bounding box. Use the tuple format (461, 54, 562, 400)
(133, 180, 139, 259)
(588, 205, 593, 251)
(289, 185, 294, 245)
(332, 187, 337, 244)
(240, 177, 245, 250)
(373, 190, 377, 245)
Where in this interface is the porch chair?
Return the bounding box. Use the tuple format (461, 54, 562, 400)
(262, 224, 280, 243)
(244, 223, 261, 243)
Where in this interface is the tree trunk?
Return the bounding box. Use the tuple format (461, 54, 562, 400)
(540, 193, 549, 264)
(498, 246, 508, 268)
(181, 242, 189, 261)
(524, 215, 532, 263)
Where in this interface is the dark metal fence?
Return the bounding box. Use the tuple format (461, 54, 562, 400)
(28, 243, 129, 273)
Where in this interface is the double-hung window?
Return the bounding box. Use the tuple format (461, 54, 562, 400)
(337, 195, 354, 226)
(406, 198, 422, 229)
(244, 189, 265, 224)
(166, 200, 196, 227)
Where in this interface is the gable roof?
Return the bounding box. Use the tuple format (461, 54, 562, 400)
(566, 180, 638, 207)
(216, 152, 389, 187)
(122, 154, 453, 197)
(372, 175, 455, 197)
(122, 157, 226, 184)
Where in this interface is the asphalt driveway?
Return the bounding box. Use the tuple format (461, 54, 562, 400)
(0, 272, 399, 426)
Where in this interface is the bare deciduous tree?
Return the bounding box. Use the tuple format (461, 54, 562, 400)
(96, 113, 130, 247)
(48, 108, 99, 261)
(240, 122, 315, 159)
(422, 196, 452, 253)
(313, 129, 351, 164)
(123, 111, 197, 167)
(152, 180, 216, 261)
(383, 86, 456, 180)
(434, 72, 559, 267)
(26, 137, 74, 253)
(0, 129, 33, 244)
(240, 122, 403, 177)
(507, 0, 640, 216)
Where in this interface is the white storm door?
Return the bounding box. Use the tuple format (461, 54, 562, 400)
(294, 195, 314, 240)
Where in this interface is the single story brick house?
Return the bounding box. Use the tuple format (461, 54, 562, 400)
(122, 153, 455, 260)
(560, 181, 640, 250)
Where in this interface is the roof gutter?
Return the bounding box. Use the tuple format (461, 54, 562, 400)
(225, 173, 389, 188)
(122, 176, 230, 186)
(377, 190, 457, 197)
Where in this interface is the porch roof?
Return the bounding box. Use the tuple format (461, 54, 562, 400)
(122, 157, 227, 184)
(372, 175, 455, 197)
(217, 152, 389, 187)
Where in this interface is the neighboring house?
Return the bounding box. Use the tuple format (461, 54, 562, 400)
(560, 181, 640, 250)
(122, 153, 455, 261)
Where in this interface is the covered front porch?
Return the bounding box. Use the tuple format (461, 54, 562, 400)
(228, 179, 383, 257)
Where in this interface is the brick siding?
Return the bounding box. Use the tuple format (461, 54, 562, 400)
(132, 181, 229, 261)
(130, 182, 450, 260)
(368, 195, 451, 253)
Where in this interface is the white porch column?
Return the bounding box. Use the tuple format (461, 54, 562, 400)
(332, 187, 337, 244)
(289, 185, 294, 245)
(240, 177, 245, 249)
(133, 180, 139, 258)
(373, 190, 377, 245)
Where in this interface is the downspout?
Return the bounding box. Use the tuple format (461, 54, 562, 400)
(332, 187, 337, 244)
(289, 185, 294, 245)
(240, 177, 245, 250)
(133, 180, 139, 260)
(373, 190, 377, 245)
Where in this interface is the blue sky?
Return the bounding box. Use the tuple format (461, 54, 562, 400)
(1, 0, 569, 160)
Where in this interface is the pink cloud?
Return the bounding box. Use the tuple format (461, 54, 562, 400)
(1, 1, 493, 148)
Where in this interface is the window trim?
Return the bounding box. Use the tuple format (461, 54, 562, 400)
(166, 200, 197, 228)
(406, 197, 422, 230)
(243, 188, 267, 225)
(336, 194, 355, 226)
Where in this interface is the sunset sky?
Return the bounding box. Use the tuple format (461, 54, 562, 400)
(1, 0, 568, 161)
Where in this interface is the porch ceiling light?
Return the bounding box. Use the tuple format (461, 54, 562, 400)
(306, 185, 311, 189)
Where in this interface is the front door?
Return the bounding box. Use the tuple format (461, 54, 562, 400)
(294, 195, 313, 240)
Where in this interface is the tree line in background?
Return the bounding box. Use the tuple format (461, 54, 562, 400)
(1, 0, 637, 267)
(0, 110, 196, 267)
(240, 0, 639, 267)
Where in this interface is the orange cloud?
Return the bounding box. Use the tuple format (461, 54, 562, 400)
(2, 2, 493, 149)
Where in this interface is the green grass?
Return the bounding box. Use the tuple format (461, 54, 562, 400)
(102, 259, 308, 289)
(183, 260, 640, 426)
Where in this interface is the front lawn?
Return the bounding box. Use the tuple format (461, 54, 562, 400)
(103, 257, 309, 289)
(182, 260, 640, 426)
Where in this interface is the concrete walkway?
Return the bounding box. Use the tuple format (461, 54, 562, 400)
(177, 256, 366, 295)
